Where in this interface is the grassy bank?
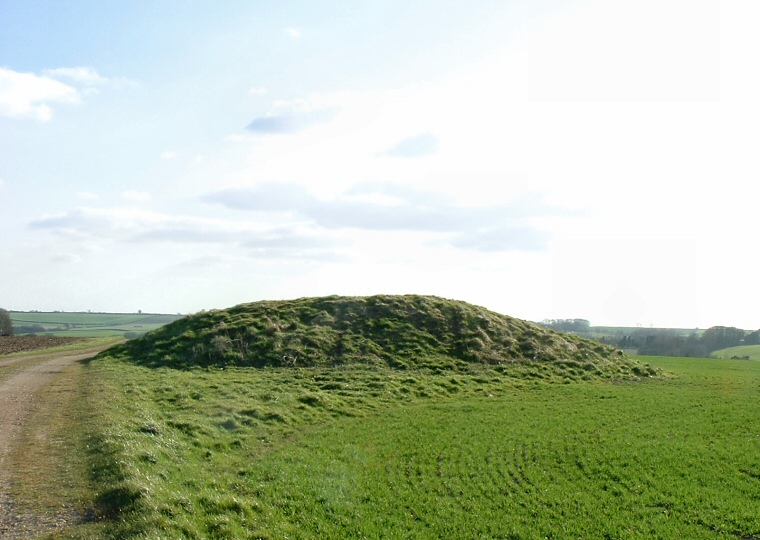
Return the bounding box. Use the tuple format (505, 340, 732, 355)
(54, 354, 760, 539)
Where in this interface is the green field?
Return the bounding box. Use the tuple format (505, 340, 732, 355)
(9, 311, 182, 337)
(67, 354, 760, 539)
(712, 344, 760, 360)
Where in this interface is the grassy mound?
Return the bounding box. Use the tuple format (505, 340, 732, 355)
(109, 295, 655, 379)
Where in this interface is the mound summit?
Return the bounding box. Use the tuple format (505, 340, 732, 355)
(111, 295, 656, 379)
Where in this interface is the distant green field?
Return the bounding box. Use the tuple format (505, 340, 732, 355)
(76, 354, 760, 539)
(711, 344, 760, 360)
(9, 311, 182, 337)
(591, 326, 702, 336)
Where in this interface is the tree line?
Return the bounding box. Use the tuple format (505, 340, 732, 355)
(609, 326, 760, 357)
(540, 318, 758, 357)
(539, 319, 591, 334)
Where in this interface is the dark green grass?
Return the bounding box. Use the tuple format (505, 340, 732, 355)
(66, 354, 760, 539)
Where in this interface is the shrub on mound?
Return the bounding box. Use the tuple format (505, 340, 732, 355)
(108, 295, 656, 379)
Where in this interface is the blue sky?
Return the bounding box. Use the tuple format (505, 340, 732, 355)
(2, 0, 758, 329)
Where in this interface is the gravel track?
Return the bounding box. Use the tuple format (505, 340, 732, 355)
(0, 343, 112, 538)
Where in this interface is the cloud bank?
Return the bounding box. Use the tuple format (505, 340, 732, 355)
(203, 182, 559, 252)
(28, 206, 344, 262)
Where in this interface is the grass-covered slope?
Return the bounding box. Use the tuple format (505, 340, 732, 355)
(110, 295, 655, 379)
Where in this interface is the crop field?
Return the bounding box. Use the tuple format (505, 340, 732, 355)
(71, 354, 760, 539)
(9, 311, 182, 337)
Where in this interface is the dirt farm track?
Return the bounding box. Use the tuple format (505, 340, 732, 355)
(0, 337, 112, 538)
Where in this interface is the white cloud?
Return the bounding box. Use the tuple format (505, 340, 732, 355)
(202, 182, 560, 253)
(284, 27, 300, 39)
(77, 191, 99, 201)
(121, 190, 153, 202)
(0, 66, 125, 122)
(0, 67, 80, 121)
(27, 205, 346, 262)
(161, 150, 178, 160)
(248, 86, 267, 96)
(43, 67, 108, 86)
(30, 206, 235, 241)
(43, 66, 136, 90)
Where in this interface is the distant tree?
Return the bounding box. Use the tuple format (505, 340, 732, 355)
(682, 332, 708, 357)
(701, 326, 746, 353)
(540, 318, 591, 334)
(627, 329, 708, 357)
(637, 330, 682, 356)
(14, 324, 45, 335)
(0, 308, 13, 336)
(744, 329, 760, 345)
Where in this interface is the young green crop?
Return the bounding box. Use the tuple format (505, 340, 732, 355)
(66, 355, 760, 539)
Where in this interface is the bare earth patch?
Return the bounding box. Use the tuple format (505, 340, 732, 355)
(0, 341, 112, 538)
(0, 336, 85, 356)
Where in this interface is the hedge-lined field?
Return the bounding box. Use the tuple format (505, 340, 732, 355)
(9, 311, 181, 337)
